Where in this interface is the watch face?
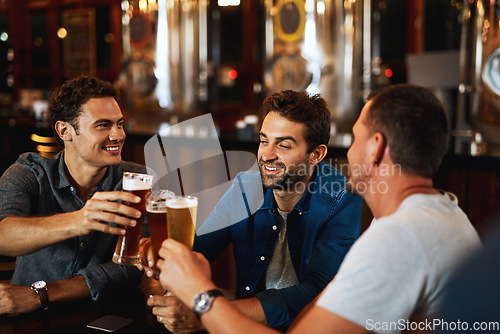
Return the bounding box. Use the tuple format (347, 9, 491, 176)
(195, 293, 211, 313)
(193, 290, 224, 316)
(32, 281, 46, 289)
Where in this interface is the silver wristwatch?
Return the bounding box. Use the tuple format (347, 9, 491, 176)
(31, 280, 49, 310)
(192, 289, 223, 318)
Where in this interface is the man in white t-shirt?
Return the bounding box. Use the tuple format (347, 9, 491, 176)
(154, 84, 481, 334)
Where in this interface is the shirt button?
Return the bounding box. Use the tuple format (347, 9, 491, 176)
(70, 186, 75, 192)
(272, 225, 277, 230)
(260, 256, 265, 261)
(245, 286, 251, 291)
(298, 211, 302, 215)
(80, 242, 85, 248)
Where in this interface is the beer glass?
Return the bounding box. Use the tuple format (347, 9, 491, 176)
(166, 196, 198, 249)
(146, 189, 175, 277)
(113, 172, 154, 265)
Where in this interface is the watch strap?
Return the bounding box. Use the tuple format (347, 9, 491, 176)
(205, 289, 223, 299)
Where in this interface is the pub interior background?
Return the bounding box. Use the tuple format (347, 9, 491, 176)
(0, 0, 499, 285)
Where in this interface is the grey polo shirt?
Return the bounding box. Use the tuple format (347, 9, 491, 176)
(0, 151, 147, 301)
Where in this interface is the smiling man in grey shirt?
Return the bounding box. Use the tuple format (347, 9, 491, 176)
(0, 75, 147, 315)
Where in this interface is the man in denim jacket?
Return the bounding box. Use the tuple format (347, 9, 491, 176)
(146, 90, 362, 331)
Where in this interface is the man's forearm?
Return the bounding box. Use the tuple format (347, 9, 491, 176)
(203, 297, 278, 334)
(0, 213, 79, 256)
(230, 297, 268, 324)
(46, 275, 92, 303)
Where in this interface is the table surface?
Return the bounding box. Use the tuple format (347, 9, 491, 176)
(0, 289, 168, 334)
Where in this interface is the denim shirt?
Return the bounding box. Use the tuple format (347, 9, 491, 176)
(194, 161, 362, 327)
(0, 152, 146, 301)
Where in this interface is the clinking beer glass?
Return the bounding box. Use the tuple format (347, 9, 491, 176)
(146, 189, 175, 278)
(113, 172, 154, 265)
(166, 196, 198, 249)
(161, 196, 197, 295)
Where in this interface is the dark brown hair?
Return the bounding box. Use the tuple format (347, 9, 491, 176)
(365, 84, 449, 178)
(260, 90, 330, 152)
(49, 75, 119, 146)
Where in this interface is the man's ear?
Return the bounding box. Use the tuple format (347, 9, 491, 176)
(54, 121, 73, 143)
(370, 132, 387, 165)
(309, 144, 328, 165)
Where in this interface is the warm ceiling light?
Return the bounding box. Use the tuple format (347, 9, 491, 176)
(57, 28, 67, 39)
(218, 0, 240, 6)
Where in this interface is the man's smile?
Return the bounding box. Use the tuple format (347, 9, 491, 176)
(260, 162, 285, 175)
(102, 144, 121, 154)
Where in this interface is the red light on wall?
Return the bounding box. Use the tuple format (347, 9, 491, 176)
(385, 68, 393, 78)
(228, 69, 238, 80)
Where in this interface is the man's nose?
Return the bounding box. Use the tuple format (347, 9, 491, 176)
(259, 145, 278, 162)
(109, 126, 125, 142)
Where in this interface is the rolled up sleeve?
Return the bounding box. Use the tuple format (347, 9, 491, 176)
(77, 261, 143, 301)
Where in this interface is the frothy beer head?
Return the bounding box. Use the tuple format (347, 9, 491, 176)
(122, 172, 153, 191)
(166, 196, 198, 209)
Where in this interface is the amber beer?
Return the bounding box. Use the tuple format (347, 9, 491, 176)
(166, 196, 197, 249)
(148, 210, 167, 263)
(146, 189, 175, 273)
(113, 172, 153, 265)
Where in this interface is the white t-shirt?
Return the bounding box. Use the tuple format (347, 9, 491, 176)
(316, 192, 481, 334)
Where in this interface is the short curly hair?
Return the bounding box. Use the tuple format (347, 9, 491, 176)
(259, 90, 331, 153)
(49, 75, 120, 147)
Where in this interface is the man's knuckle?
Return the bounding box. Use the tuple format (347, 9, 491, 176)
(112, 202, 121, 211)
(103, 212, 115, 223)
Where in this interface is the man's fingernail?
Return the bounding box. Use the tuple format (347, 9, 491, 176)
(148, 261, 154, 267)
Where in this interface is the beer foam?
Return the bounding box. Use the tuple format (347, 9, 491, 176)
(166, 196, 197, 208)
(147, 206, 167, 213)
(123, 175, 153, 191)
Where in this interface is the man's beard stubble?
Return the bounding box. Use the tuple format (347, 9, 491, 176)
(258, 156, 312, 191)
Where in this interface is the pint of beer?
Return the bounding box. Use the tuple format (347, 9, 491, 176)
(166, 196, 197, 249)
(146, 189, 175, 276)
(113, 172, 154, 265)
